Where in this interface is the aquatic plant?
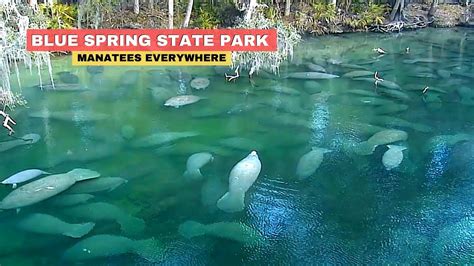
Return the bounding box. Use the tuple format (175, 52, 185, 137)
(0, 0, 51, 109)
(231, 6, 301, 76)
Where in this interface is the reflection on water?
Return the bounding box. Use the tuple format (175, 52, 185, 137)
(1, 28, 474, 264)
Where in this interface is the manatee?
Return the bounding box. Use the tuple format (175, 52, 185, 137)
(63, 234, 162, 262)
(29, 110, 108, 122)
(296, 148, 331, 179)
(354, 97, 395, 106)
(306, 63, 327, 73)
(382, 145, 407, 170)
(131, 131, 199, 148)
(57, 71, 79, 84)
(0, 134, 40, 153)
(347, 89, 379, 97)
(217, 151, 262, 213)
(425, 134, 472, 153)
(286, 72, 339, 80)
(183, 152, 214, 180)
(370, 116, 433, 133)
(354, 129, 408, 155)
(342, 70, 374, 78)
(378, 88, 412, 101)
(86, 66, 104, 75)
(38, 84, 87, 92)
(303, 81, 323, 94)
(2, 169, 50, 189)
(67, 177, 128, 194)
(164, 95, 201, 108)
(437, 69, 451, 79)
(257, 85, 301, 95)
(48, 194, 95, 207)
(0, 169, 100, 210)
(190, 77, 210, 90)
(218, 137, 264, 151)
(373, 103, 409, 115)
(120, 70, 140, 86)
(403, 58, 438, 64)
(354, 78, 401, 90)
(431, 217, 473, 263)
(178, 220, 264, 246)
(335, 121, 387, 136)
(339, 63, 369, 70)
(149, 86, 175, 104)
(63, 202, 145, 236)
(17, 213, 95, 238)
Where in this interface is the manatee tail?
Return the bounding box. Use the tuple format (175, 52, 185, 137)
(353, 141, 376, 155)
(133, 238, 163, 263)
(216, 191, 245, 213)
(178, 220, 207, 238)
(183, 169, 203, 180)
(67, 169, 100, 181)
(63, 222, 95, 238)
(118, 215, 146, 236)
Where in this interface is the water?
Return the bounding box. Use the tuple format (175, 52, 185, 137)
(1, 28, 473, 264)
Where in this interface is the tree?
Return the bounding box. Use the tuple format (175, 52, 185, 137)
(389, 0, 405, 21)
(330, 0, 336, 6)
(168, 0, 173, 29)
(285, 0, 290, 17)
(428, 0, 438, 21)
(182, 0, 193, 28)
(244, 0, 258, 22)
(134, 0, 139, 14)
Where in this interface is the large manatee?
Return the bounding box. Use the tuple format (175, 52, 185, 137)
(296, 148, 331, 179)
(2, 169, 50, 188)
(17, 213, 95, 238)
(354, 129, 408, 155)
(131, 131, 199, 148)
(0, 134, 40, 153)
(178, 220, 264, 246)
(63, 202, 145, 236)
(217, 151, 262, 213)
(0, 169, 100, 210)
(63, 234, 162, 262)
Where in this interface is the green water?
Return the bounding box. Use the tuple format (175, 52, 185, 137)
(1, 27, 473, 265)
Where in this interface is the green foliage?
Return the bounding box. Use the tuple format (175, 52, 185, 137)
(215, 3, 242, 27)
(312, 3, 337, 23)
(345, 3, 388, 29)
(40, 3, 77, 29)
(264, 6, 280, 22)
(193, 5, 220, 29)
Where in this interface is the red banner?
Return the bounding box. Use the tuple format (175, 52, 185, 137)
(26, 29, 278, 52)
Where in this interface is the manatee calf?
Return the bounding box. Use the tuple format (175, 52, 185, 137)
(67, 177, 128, 194)
(217, 151, 262, 213)
(179, 220, 264, 246)
(63, 234, 162, 262)
(2, 169, 50, 188)
(131, 131, 199, 148)
(190, 77, 210, 90)
(296, 148, 331, 179)
(49, 194, 95, 207)
(17, 213, 95, 238)
(286, 72, 339, 80)
(306, 63, 327, 73)
(183, 152, 214, 180)
(164, 95, 201, 108)
(382, 145, 407, 170)
(0, 169, 100, 210)
(0, 134, 41, 153)
(354, 129, 408, 155)
(63, 202, 145, 236)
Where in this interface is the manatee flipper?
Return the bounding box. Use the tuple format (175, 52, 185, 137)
(132, 238, 163, 263)
(178, 220, 207, 238)
(118, 216, 146, 236)
(183, 169, 202, 180)
(63, 222, 95, 238)
(217, 191, 245, 213)
(67, 169, 100, 181)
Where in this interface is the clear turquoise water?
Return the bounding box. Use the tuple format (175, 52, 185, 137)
(1, 27, 473, 265)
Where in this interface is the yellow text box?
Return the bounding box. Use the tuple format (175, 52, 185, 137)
(72, 51, 232, 66)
